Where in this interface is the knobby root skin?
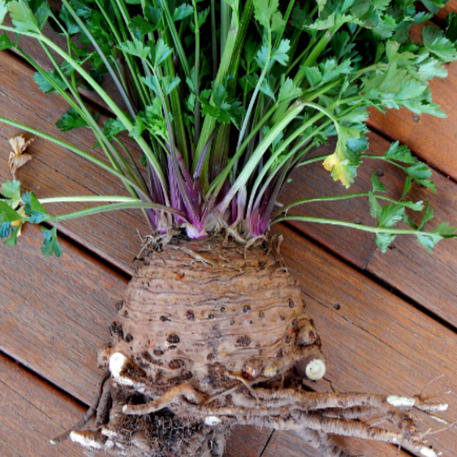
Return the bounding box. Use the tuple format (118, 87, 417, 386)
(58, 236, 446, 457)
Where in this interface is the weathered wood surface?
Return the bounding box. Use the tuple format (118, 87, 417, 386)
(1, 3, 457, 457)
(0, 354, 86, 457)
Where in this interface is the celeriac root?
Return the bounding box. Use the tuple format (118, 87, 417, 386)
(54, 235, 448, 457)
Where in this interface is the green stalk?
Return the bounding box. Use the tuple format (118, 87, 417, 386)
(156, 0, 191, 79)
(220, 0, 230, 56)
(281, 193, 419, 214)
(61, 0, 136, 118)
(211, 0, 218, 76)
(192, 1, 240, 182)
(246, 112, 325, 214)
(52, 201, 183, 222)
(40, 196, 143, 204)
(34, 43, 144, 197)
(217, 100, 306, 213)
(274, 215, 432, 237)
(236, 28, 272, 149)
(192, 0, 201, 142)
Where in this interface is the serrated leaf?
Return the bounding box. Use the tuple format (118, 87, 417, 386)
(56, 108, 88, 132)
(164, 76, 181, 95)
(418, 202, 434, 230)
(371, 173, 386, 193)
(33, 70, 67, 94)
(378, 204, 405, 228)
(277, 78, 301, 104)
(173, 3, 193, 21)
(118, 39, 151, 59)
(144, 5, 162, 25)
(253, 0, 279, 30)
(0, 201, 21, 223)
(34, 1, 51, 30)
(129, 16, 156, 38)
(422, 25, 457, 62)
(416, 232, 440, 252)
(402, 200, 424, 211)
(385, 141, 415, 163)
(0, 33, 13, 50)
(41, 226, 62, 257)
(154, 38, 172, 67)
(8, 0, 39, 33)
(376, 232, 396, 253)
(368, 192, 382, 220)
(103, 118, 126, 139)
(22, 191, 49, 223)
(2, 180, 21, 207)
(434, 221, 457, 238)
(271, 39, 290, 66)
(259, 78, 275, 100)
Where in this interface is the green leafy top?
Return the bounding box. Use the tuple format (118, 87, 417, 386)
(0, 0, 456, 255)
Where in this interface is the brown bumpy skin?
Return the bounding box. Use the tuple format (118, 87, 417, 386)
(64, 236, 444, 457)
(102, 235, 324, 393)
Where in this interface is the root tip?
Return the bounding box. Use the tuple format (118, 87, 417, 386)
(420, 446, 438, 457)
(305, 358, 326, 381)
(69, 431, 105, 450)
(204, 416, 222, 426)
(386, 395, 416, 408)
(109, 352, 128, 378)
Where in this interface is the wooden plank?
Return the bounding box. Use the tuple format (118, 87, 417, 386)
(1, 223, 456, 456)
(0, 223, 124, 403)
(263, 431, 409, 457)
(366, 168, 457, 326)
(0, 354, 85, 457)
(0, 50, 149, 273)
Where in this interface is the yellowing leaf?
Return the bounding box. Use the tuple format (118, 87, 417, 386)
(323, 141, 353, 188)
(8, 134, 34, 179)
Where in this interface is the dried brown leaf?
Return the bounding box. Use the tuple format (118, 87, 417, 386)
(8, 134, 34, 179)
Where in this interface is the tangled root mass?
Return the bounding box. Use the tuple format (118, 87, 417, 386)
(55, 236, 447, 457)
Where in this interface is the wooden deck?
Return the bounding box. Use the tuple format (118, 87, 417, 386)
(1, 4, 457, 457)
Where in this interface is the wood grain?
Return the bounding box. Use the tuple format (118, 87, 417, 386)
(263, 431, 409, 457)
(0, 354, 86, 457)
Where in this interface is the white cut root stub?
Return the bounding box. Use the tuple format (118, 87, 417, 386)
(109, 352, 128, 379)
(69, 431, 105, 450)
(386, 395, 416, 408)
(305, 358, 326, 381)
(204, 416, 222, 426)
(420, 446, 438, 457)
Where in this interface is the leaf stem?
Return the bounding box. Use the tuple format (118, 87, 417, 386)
(274, 215, 429, 236)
